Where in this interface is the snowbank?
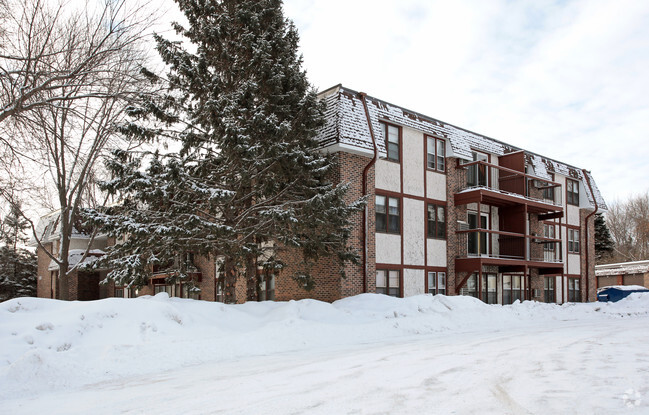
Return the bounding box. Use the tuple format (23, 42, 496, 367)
(2, 293, 649, 399)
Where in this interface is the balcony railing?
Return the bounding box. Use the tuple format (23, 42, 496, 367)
(458, 160, 562, 206)
(456, 229, 563, 263)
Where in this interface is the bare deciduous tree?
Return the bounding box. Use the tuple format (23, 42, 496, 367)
(605, 191, 649, 263)
(0, 0, 157, 300)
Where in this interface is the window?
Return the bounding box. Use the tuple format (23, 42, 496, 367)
(544, 277, 555, 303)
(467, 151, 488, 187)
(543, 224, 557, 261)
(376, 195, 400, 234)
(381, 122, 400, 162)
(154, 283, 173, 296)
(543, 174, 555, 202)
(376, 269, 400, 297)
(114, 287, 124, 298)
(567, 179, 579, 206)
(181, 284, 200, 300)
(427, 271, 446, 295)
(568, 278, 581, 302)
(460, 274, 479, 298)
(482, 274, 498, 304)
(568, 229, 580, 253)
(427, 204, 446, 239)
(426, 136, 446, 172)
(503, 274, 525, 304)
(259, 273, 276, 301)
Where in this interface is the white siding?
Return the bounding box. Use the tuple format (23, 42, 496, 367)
(404, 268, 425, 297)
(567, 204, 580, 226)
(427, 239, 447, 267)
(402, 128, 424, 197)
(568, 253, 581, 274)
(403, 198, 425, 266)
(375, 159, 400, 193)
(376, 233, 401, 264)
(426, 171, 446, 201)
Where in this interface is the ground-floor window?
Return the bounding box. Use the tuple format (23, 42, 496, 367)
(376, 269, 400, 297)
(481, 274, 498, 304)
(544, 277, 555, 303)
(154, 283, 174, 296)
(181, 284, 200, 300)
(427, 271, 446, 295)
(114, 287, 124, 298)
(568, 278, 580, 302)
(460, 274, 479, 298)
(503, 274, 525, 304)
(259, 273, 276, 301)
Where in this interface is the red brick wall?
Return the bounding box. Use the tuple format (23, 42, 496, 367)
(580, 209, 597, 301)
(36, 243, 55, 299)
(445, 157, 463, 295)
(274, 151, 373, 302)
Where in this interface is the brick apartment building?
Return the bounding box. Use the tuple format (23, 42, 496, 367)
(35, 85, 607, 304)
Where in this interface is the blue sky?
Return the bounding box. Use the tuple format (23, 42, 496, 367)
(283, 0, 649, 206)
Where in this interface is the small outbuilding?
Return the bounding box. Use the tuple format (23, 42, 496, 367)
(595, 260, 649, 290)
(596, 285, 649, 302)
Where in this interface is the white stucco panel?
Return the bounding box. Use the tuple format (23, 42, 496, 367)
(376, 233, 401, 264)
(403, 198, 425, 266)
(567, 205, 580, 226)
(404, 268, 425, 297)
(427, 238, 447, 267)
(568, 254, 581, 275)
(426, 171, 446, 201)
(375, 159, 401, 193)
(402, 128, 424, 197)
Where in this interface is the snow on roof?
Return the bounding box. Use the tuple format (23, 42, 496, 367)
(317, 85, 607, 210)
(47, 249, 106, 271)
(597, 285, 648, 291)
(30, 210, 106, 247)
(596, 260, 649, 276)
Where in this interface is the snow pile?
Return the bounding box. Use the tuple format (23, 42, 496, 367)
(2, 293, 649, 401)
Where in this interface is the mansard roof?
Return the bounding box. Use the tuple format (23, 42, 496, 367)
(317, 84, 607, 210)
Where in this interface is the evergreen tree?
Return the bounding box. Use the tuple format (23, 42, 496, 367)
(89, 0, 362, 302)
(0, 204, 37, 301)
(595, 212, 614, 263)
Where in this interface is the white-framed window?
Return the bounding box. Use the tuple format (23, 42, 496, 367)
(381, 122, 400, 162)
(568, 278, 580, 302)
(568, 229, 580, 253)
(543, 223, 557, 261)
(427, 271, 447, 295)
(567, 179, 579, 206)
(544, 277, 555, 303)
(376, 269, 400, 297)
(376, 195, 400, 234)
(426, 135, 446, 172)
(427, 204, 446, 239)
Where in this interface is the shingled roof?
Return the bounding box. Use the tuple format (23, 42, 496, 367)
(317, 84, 607, 210)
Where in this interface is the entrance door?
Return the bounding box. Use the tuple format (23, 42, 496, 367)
(468, 212, 488, 256)
(467, 151, 488, 187)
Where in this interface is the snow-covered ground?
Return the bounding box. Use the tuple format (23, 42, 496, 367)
(2, 293, 649, 414)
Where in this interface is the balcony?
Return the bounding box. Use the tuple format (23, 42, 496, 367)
(455, 160, 563, 218)
(455, 229, 564, 275)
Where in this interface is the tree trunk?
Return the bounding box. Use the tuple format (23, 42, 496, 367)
(223, 256, 238, 304)
(245, 253, 257, 302)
